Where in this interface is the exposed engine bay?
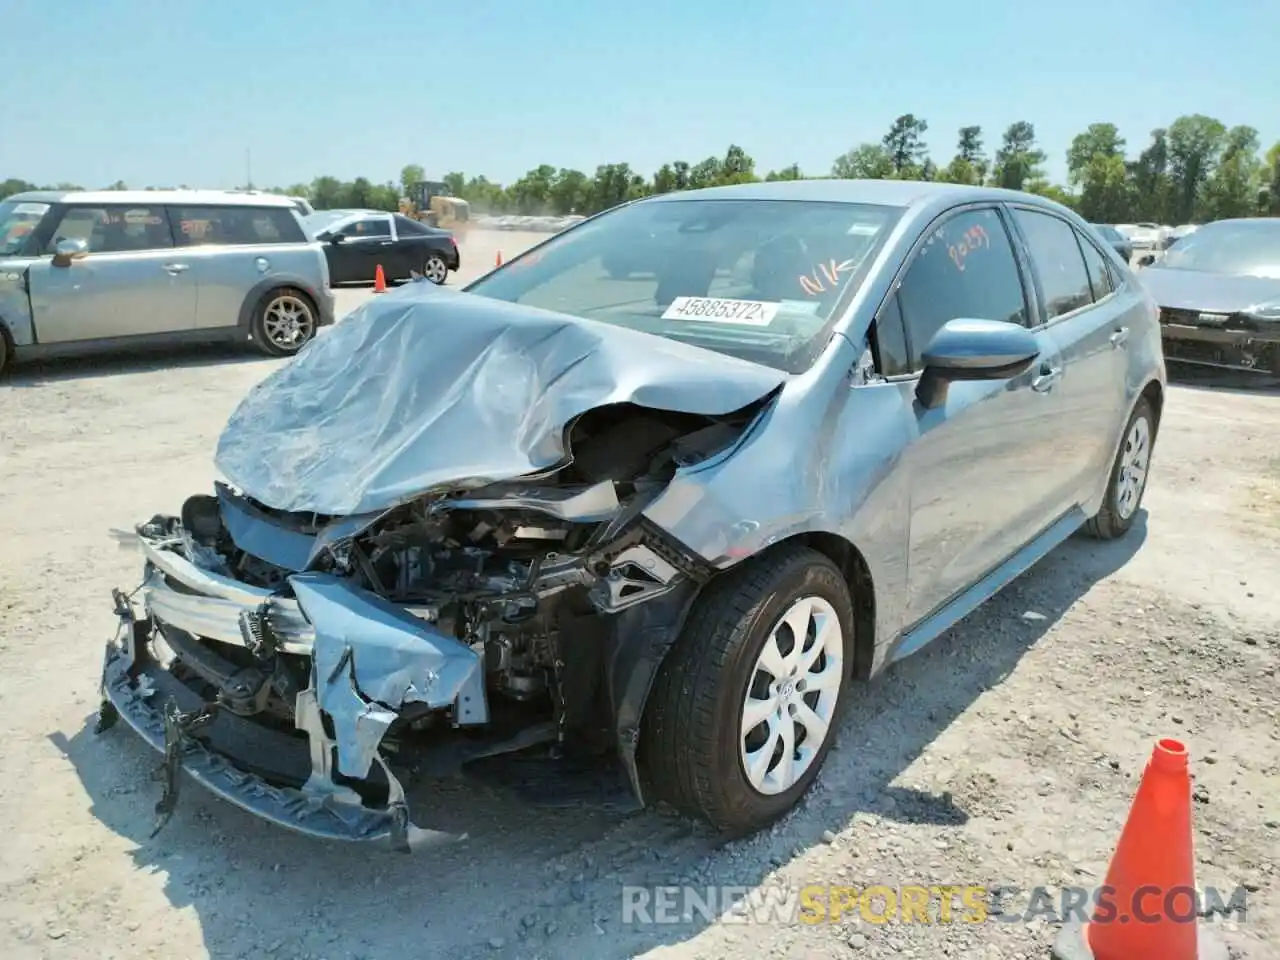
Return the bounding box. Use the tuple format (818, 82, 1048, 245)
(99, 399, 770, 849)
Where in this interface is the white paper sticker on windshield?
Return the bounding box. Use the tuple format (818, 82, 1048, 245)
(661, 296, 779, 326)
(12, 203, 47, 215)
(847, 221, 880, 236)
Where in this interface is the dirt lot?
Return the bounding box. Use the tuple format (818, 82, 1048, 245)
(1, 229, 1277, 960)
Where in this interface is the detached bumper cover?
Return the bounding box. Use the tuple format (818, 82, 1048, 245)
(1159, 315, 1280, 372)
(1160, 322, 1280, 347)
(101, 530, 491, 848)
(101, 622, 400, 843)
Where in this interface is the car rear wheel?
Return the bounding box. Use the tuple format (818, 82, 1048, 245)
(250, 288, 318, 357)
(422, 253, 449, 285)
(642, 545, 854, 835)
(1084, 396, 1155, 540)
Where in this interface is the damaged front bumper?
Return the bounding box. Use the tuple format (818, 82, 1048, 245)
(1159, 314, 1280, 374)
(99, 529, 489, 850)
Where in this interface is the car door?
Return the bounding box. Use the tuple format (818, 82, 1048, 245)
(392, 215, 433, 277)
(1006, 206, 1130, 515)
(167, 203, 311, 329)
(25, 203, 196, 343)
(889, 205, 1069, 628)
(331, 214, 395, 283)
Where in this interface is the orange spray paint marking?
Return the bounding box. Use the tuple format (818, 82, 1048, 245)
(798, 258, 858, 296)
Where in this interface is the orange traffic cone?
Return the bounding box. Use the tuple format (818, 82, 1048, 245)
(1052, 738, 1228, 960)
(373, 264, 387, 293)
(495, 250, 503, 267)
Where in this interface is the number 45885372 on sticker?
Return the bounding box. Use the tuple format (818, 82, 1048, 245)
(660, 296, 779, 326)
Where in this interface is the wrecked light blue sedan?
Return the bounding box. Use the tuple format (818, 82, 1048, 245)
(99, 180, 1166, 849)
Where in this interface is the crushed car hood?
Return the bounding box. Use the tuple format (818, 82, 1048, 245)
(1140, 267, 1280, 315)
(215, 287, 787, 516)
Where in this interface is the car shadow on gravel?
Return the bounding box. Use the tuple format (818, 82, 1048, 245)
(49, 514, 1148, 960)
(3, 343, 290, 386)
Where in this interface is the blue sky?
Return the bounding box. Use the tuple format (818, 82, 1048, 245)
(3, 0, 1275, 190)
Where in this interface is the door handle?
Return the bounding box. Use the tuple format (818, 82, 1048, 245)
(1109, 326, 1129, 348)
(162, 263, 190, 274)
(1030, 362, 1062, 393)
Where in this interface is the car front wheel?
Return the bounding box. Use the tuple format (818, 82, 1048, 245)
(642, 545, 855, 835)
(1084, 395, 1155, 539)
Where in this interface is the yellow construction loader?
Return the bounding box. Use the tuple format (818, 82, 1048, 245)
(400, 180, 471, 239)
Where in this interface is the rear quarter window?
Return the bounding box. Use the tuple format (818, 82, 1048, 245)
(170, 205, 307, 246)
(394, 215, 432, 236)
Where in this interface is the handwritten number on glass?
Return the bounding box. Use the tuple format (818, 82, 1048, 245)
(947, 224, 991, 273)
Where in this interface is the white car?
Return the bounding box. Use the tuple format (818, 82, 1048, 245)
(1125, 223, 1166, 250)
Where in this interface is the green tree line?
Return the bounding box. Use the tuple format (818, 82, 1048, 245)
(6, 114, 1279, 224)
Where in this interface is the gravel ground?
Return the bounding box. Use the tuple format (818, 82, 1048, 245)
(0, 230, 1277, 959)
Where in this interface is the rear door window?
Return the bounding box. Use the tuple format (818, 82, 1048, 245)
(1011, 208, 1094, 321)
(1075, 229, 1117, 302)
(170, 205, 307, 246)
(45, 205, 174, 254)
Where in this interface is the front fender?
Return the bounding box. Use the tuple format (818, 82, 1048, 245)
(0, 261, 35, 347)
(640, 336, 913, 653)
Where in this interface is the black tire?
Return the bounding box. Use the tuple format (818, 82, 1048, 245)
(422, 253, 449, 286)
(0, 326, 10, 376)
(1084, 396, 1156, 540)
(249, 287, 318, 358)
(641, 545, 856, 835)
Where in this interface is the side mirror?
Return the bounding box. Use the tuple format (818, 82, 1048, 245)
(1137, 254, 1156, 267)
(915, 318, 1040, 410)
(51, 238, 89, 268)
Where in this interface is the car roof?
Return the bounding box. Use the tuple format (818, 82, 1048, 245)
(643, 178, 1057, 211)
(4, 189, 299, 209)
(1197, 217, 1280, 228)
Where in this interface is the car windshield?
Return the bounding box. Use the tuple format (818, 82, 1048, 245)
(0, 199, 49, 255)
(465, 198, 900, 374)
(1156, 220, 1280, 278)
(1093, 225, 1121, 241)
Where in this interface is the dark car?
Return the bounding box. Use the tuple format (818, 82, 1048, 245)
(305, 211, 460, 285)
(1091, 224, 1133, 264)
(1138, 217, 1280, 376)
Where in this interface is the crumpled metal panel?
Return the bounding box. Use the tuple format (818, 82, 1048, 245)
(214, 287, 786, 516)
(288, 572, 488, 780)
